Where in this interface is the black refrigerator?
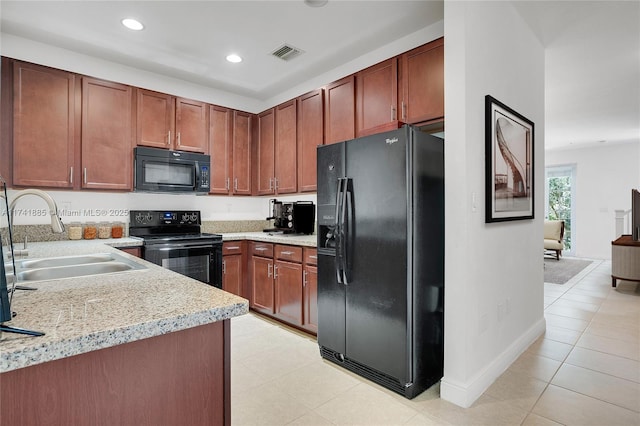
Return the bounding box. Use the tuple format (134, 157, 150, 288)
(316, 125, 444, 399)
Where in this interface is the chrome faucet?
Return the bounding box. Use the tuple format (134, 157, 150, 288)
(8, 189, 65, 234)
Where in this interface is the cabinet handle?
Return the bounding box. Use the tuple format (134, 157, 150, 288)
(255, 247, 268, 252)
(234, 178, 238, 191)
(222, 260, 226, 274)
(273, 264, 278, 279)
(167, 130, 171, 146)
(309, 255, 317, 259)
(303, 270, 307, 286)
(391, 105, 396, 121)
(226, 246, 240, 250)
(83, 168, 87, 184)
(267, 263, 272, 278)
(177, 132, 181, 146)
(274, 177, 278, 191)
(226, 178, 230, 191)
(401, 101, 406, 121)
(70, 167, 73, 184)
(281, 251, 294, 255)
(269, 177, 273, 191)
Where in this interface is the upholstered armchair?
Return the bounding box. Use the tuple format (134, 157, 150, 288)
(544, 220, 565, 260)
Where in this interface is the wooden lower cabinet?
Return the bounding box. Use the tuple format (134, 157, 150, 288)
(251, 255, 274, 315)
(248, 242, 317, 335)
(303, 265, 318, 333)
(0, 321, 230, 426)
(223, 254, 243, 297)
(274, 260, 303, 325)
(118, 246, 142, 258)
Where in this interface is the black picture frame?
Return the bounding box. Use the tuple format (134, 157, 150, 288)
(485, 95, 535, 223)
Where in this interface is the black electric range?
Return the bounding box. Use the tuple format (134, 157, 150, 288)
(129, 210, 222, 288)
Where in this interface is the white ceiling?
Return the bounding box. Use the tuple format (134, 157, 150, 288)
(1, 1, 638, 151)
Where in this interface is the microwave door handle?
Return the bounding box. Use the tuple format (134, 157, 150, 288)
(194, 161, 201, 190)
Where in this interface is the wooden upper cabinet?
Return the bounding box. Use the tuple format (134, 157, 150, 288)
(324, 75, 355, 145)
(297, 89, 323, 193)
(12, 61, 77, 188)
(256, 108, 275, 195)
(81, 78, 133, 190)
(400, 38, 444, 124)
(136, 89, 207, 153)
(274, 100, 297, 194)
(136, 89, 174, 149)
(209, 106, 233, 194)
(232, 111, 252, 195)
(175, 97, 208, 153)
(356, 57, 399, 137)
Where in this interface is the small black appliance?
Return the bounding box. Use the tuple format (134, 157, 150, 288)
(264, 199, 315, 234)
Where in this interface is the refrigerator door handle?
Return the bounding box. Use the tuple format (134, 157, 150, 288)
(338, 177, 349, 285)
(343, 178, 354, 284)
(335, 178, 345, 284)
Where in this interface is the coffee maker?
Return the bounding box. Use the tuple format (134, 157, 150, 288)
(264, 199, 315, 234)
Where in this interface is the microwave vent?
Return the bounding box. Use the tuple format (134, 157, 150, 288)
(271, 44, 304, 61)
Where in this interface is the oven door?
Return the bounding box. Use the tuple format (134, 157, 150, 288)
(143, 241, 222, 288)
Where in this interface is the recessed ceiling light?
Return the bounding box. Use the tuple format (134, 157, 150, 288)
(122, 18, 144, 31)
(304, 0, 328, 7)
(226, 54, 242, 63)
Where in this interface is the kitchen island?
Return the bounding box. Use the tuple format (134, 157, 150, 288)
(0, 238, 248, 426)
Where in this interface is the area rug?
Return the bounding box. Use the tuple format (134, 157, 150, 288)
(544, 258, 593, 284)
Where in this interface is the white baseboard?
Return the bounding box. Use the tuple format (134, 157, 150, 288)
(440, 317, 546, 408)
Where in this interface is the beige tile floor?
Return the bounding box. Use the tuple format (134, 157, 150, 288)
(231, 259, 640, 425)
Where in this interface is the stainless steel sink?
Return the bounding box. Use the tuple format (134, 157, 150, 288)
(15, 253, 117, 269)
(12, 252, 147, 283)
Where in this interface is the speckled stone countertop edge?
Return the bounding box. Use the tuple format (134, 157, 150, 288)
(1, 303, 248, 373)
(221, 232, 317, 247)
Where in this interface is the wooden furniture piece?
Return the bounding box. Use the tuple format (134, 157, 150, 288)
(544, 220, 565, 260)
(611, 235, 640, 287)
(1, 321, 230, 426)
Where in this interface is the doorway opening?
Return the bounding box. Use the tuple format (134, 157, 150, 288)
(545, 165, 576, 256)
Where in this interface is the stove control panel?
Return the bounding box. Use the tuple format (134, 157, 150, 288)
(130, 210, 201, 227)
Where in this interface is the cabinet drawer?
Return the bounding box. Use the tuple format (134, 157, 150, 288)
(303, 248, 317, 266)
(251, 242, 274, 258)
(275, 245, 303, 263)
(223, 241, 243, 256)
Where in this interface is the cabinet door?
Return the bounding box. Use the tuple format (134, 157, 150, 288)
(175, 97, 208, 153)
(297, 90, 323, 192)
(324, 75, 355, 145)
(13, 61, 76, 188)
(303, 265, 318, 333)
(356, 57, 398, 137)
(274, 100, 297, 194)
(81, 78, 133, 190)
(136, 89, 174, 149)
(209, 106, 233, 194)
(232, 111, 252, 195)
(401, 38, 444, 124)
(251, 256, 274, 314)
(274, 260, 303, 326)
(223, 254, 243, 297)
(256, 109, 275, 195)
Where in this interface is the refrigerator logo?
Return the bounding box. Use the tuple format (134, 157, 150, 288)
(385, 137, 398, 145)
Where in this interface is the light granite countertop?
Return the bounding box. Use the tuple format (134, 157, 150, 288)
(1, 238, 248, 373)
(222, 232, 317, 247)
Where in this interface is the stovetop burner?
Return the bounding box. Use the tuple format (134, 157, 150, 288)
(128, 210, 221, 244)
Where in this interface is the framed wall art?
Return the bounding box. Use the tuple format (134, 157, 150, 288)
(485, 95, 534, 223)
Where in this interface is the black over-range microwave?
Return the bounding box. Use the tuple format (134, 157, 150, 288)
(134, 147, 210, 193)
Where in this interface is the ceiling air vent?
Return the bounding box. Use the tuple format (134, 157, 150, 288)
(271, 44, 304, 61)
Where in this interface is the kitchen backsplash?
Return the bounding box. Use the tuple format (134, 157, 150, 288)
(13, 220, 276, 243)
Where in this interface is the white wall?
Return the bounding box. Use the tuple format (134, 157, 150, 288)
(442, 1, 546, 407)
(546, 141, 640, 259)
